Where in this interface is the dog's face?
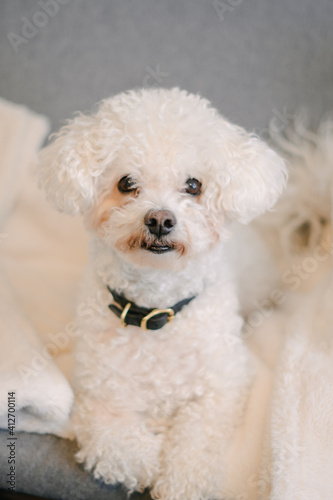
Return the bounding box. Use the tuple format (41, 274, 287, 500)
(38, 88, 287, 270)
(90, 135, 222, 269)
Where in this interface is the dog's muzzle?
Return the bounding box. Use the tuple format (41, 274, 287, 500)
(142, 209, 177, 254)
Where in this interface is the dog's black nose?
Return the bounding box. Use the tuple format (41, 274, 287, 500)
(144, 209, 177, 237)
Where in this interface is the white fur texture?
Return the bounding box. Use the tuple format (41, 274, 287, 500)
(258, 114, 333, 256)
(38, 88, 286, 499)
(255, 114, 333, 294)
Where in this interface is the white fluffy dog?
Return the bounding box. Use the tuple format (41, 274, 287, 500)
(38, 88, 286, 500)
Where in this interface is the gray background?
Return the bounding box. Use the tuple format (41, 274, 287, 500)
(1, 0, 333, 135)
(1, 0, 333, 499)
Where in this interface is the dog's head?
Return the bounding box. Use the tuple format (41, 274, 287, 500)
(38, 88, 286, 270)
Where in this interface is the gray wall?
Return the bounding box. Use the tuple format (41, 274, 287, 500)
(1, 0, 333, 134)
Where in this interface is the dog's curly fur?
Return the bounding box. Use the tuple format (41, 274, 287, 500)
(38, 88, 286, 499)
(253, 114, 333, 298)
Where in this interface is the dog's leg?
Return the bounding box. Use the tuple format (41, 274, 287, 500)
(151, 392, 245, 500)
(73, 396, 163, 492)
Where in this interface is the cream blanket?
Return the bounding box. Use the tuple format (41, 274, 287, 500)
(262, 275, 333, 500)
(0, 99, 332, 497)
(0, 98, 88, 437)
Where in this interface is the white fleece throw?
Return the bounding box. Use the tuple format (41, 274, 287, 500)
(267, 278, 333, 500)
(0, 98, 86, 437)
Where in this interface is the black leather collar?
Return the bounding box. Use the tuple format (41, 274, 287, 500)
(107, 286, 195, 331)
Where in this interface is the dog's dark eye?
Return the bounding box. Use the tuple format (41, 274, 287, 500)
(185, 178, 202, 196)
(118, 175, 136, 194)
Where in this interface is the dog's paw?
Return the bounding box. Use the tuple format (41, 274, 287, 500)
(76, 426, 162, 492)
(152, 476, 212, 500)
(152, 458, 218, 500)
(151, 429, 226, 500)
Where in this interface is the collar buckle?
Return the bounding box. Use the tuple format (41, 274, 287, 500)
(120, 302, 132, 328)
(140, 308, 175, 331)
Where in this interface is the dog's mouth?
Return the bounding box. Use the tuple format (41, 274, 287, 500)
(123, 234, 185, 257)
(141, 241, 175, 254)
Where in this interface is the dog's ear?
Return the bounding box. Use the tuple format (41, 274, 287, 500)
(38, 108, 121, 216)
(207, 120, 287, 224)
